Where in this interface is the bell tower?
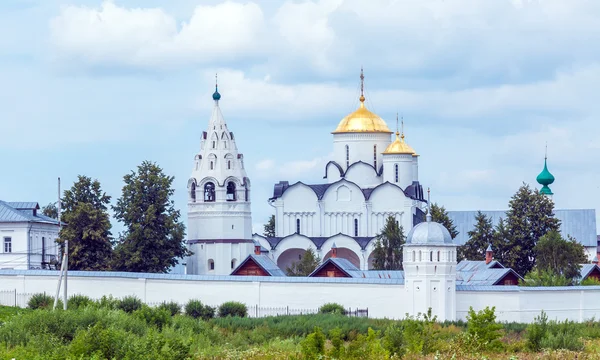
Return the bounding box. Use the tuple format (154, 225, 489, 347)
(186, 76, 254, 275)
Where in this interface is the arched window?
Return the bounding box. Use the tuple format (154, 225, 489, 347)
(227, 160, 231, 170)
(210, 161, 214, 170)
(204, 182, 215, 202)
(190, 183, 196, 203)
(373, 145, 377, 168)
(245, 187, 249, 201)
(430, 251, 433, 262)
(226, 182, 236, 201)
(212, 141, 216, 149)
(231, 259, 237, 269)
(395, 164, 399, 183)
(208, 259, 215, 271)
(354, 219, 359, 236)
(296, 219, 301, 234)
(345, 145, 349, 168)
(437, 251, 440, 262)
(419, 251, 422, 262)
(412, 251, 415, 262)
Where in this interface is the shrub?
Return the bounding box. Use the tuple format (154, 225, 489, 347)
(382, 323, 404, 357)
(117, 295, 143, 313)
(158, 301, 181, 316)
(328, 327, 345, 358)
(345, 327, 388, 359)
(28, 293, 61, 310)
(134, 305, 172, 330)
(93, 295, 120, 310)
(526, 310, 549, 351)
(318, 302, 346, 315)
(218, 301, 247, 318)
(300, 326, 326, 359)
(402, 309, 439, 355)
(465, 306, 503, 351)
(581, 277, 600, 286)
(68, 294, 93, 310)
(185, 299, 215, 320)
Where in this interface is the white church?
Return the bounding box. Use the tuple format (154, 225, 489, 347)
(185, 71, 598, 276)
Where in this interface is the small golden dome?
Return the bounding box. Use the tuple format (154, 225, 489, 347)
(332, 98, 392, 134)
(383, 132, 416, 155)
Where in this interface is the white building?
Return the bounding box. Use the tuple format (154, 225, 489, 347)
(185, 82, 254, 275)
(0, 201, 60, 270)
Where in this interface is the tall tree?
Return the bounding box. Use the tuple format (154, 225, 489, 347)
(56, 175, 113, 271)
(286, 247, 321, 276)
(458, 211, 494, 262)
(533, 230, 586, 284)
(502, 183, 561, 276)
(371, 216, 405, 270)
(112, 161, 190, 273)
(263, 215, 276, 237)
(41, 203, 58, 219)
(491, 217, 510, 266)
(430, 203, 459, 239)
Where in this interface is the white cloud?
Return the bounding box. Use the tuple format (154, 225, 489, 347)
(49, 1, 266, 68)
(255, 159, 275, 171)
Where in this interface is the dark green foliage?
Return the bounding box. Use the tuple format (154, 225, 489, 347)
(93, 295, 120, 310)
(430, 203, 459, 239)
(41, 203, 58, 219)
(286, 247, 321, 276)
(158, 301, 181, 316)
(465, 306, 503, 351)
(382, 323, 404, 357)
(371, 216, 405, 270)
(117, 295, 143, 313)
(133, 305, 172, 329)
(263, 214, 275, 237)
(526, 310, 585, 351)
(184, 299, 214, 320)
(218, 301, 247, 318)
(319, 302, 346, 315)
(581, 277, 600, 286)
(501, 183, 561, 276)
(402, 308, 439, 355)
(112, 161, 190, 273)
(68, 323, 128, 359)
(67, 294, 93, 310)
(345, 327, 388, 359)
(57, 175, 113, 271)
(520, 268, 571, 286)
(328, 327, 345, 358)
(534, 230, 587, 284)
(300, 326, 325, 359)
(459, 211, 494, 262)
(28, 293, 56, 310)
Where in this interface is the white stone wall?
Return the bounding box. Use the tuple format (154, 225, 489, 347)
(0, 223, 59, 270)
(1, 272, 600, 323)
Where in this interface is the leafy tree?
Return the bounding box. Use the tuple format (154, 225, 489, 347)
(371, 216, 405, 270)
(430, 203, 459, 239)
(465, 306, 503, 351)
(41, 203, 58, 219)
(458, 211, 494, 262)
(286, 247, 321, 276)
(112, 161, 190, 273)
(56, 175, 113, 271)
(263, 215, 275, 237)
(502, 183, 561, 276)
(520, 268, 570, 287)
(533, 231, 586, 284)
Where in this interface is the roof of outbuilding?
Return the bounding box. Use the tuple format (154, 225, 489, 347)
(0, 201, 60, 225)
(448, 209, 598, 247)
(580, 263, 600, 280)
(456, 260, 505, 272)
(231, 254, 286, 277)
(456, 268, 521, 286)
(308, 257, 359, 277)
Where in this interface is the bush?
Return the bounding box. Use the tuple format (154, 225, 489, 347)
(218, 301, 247, 318)
(465, 306, 503, 351)
(318, 303, 346, 315)
(526, 310, 548, 351)
(158, 301, 181, 316)
(117, 295, 143, 313)
(382, 323, 404, 357)
(28, 293, 61, 310)
(93, 295, 120, 310)
(185, 299, 215, 320)
(580, 277, 600, 286)
(134, 305, 172, 330)
(68, 294, 93, 310)
(300, 326, 326, 359)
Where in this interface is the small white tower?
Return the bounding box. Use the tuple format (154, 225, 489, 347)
(403, 189, 457, 321)
(382, 115, 417, 189)
(186, 77, 254, 275)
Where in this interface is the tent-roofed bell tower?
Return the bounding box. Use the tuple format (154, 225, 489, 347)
(186, 76, 254, 275)
(536, 145, 555, 197)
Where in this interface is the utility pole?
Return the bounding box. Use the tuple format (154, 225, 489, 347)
(53, 177, 68, 310)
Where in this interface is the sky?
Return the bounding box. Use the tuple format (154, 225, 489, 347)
(1, 0, 599, 237)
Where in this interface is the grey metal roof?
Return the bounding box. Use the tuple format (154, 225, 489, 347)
(457, 284, 600, 292)
(456, 268, 521, 286)
(250, 254, 286, 277)
(580, 263, 600, 280)
(456, 260, 505, 272)
(308, 257, 359, 277)
(448, 209, 598, 247)
(347, 270, 405, 280)
(7, 202, 39, 210)
(406, 220, 454, 245)
(0, 201, 60, 225)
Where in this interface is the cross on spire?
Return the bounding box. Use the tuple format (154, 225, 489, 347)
(545, 141, 548, 160)
(359, 67, 365, 103)
(401, 116, 405, 139)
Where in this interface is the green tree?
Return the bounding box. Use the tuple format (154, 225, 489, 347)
(533, 230, 586, 284)
(491, 217, 510, 266)
(55, 175, 113, 271)
(520, 268, 571, 287)
(502, 183, 561, 276)
(465, 306, 503, 351)
(286, 247, 321, 276)
(430, 203, 459, 239)
(41, 203, 58, 219)
(371, 216, 405, 270)
(263, 215, 275, 237)
(112, 161, 190, 273)
(458, 211, 494, 262)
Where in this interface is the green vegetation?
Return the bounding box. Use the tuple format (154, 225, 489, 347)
(371, 216, 405, 270)
(2, 301, 600, 359)
(218, 301, 248, 318)
(319, 303, 346, 315)
(286, 247, 321, 276)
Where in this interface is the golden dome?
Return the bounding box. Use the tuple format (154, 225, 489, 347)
(383, 132, 416, 155)
(332, 98, 393, 134)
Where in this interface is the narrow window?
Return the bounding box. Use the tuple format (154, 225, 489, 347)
(245, 188, 248, 202)
(430, 251, 433, 262)
(412, 251, 415, 262)
(209, 259, 215, 270)
(395, 164, 399, 183)
(227, 160, 231, 170)
(373, 145, 377, 168)
(210, 161, 214, 170)
(3, 237, 11, 253)
(226, 182, 236, 201)
(345, 145, 349, 168)
(231, 260, 236, 269)
(190, 183, 196, 202)
(212, 141, 216, 149)
(354, 219, 358, 236)
(223, 141, 227, 148)
(437, 251, 440, 262)
(42, 237, 46, 263)
(296, 219, 301, 234)
(204, 182, 215, 202)
(419, 251, 422, 262)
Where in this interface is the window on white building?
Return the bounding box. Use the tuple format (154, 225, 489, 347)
(227, 160, 231, 170)
(204, 182, 215, 202)
(190, 183, 196, 203)
(354, 219, 358, 236)
(212, 141, 216, 149)
(209, 259, 215, 270)
(226, 182, 237, 201)
(373, 145, 377, 168)
(210, 161, 214, 170)
(296, 219, 301, 234)
(231, 259, 237, 269)
(395, 164, 399, 183)
(345, 145, 349, 168)
(3, 237, 11, 253)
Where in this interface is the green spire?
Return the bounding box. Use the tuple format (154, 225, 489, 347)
(536, 152, 555, 195)
(212, 73, 221, 101)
